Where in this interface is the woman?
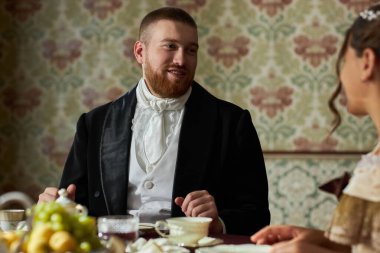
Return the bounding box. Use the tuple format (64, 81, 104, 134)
(251, 4, 380, 253)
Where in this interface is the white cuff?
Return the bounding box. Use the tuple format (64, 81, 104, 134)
(218, 216, 227, 234)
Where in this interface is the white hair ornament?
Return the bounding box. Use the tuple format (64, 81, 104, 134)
(359, 9, 380, 21)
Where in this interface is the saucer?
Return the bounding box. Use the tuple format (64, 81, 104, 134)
(139, 223, 155, 229)
(138, 223, 158, 238)
(173, 236, 223, 248)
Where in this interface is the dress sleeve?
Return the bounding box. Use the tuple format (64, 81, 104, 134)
(325, 194, 380, 252)
(325, 150, 380, 252)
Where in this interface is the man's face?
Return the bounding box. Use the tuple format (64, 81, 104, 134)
(134, 20, 198, 98)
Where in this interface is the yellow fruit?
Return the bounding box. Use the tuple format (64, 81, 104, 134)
(49, 231, 76, 253)
(10, 239, 22, 253)
(27, 239, 48, 253)
(21, 239, 29, 253)
(30, 223, 54, 243)
(26, 224, 54, 253)
(0, 231, 19, 247)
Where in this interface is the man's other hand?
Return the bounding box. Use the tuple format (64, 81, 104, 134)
(175, 190, 223, 234)
(38, 184, 76, 203)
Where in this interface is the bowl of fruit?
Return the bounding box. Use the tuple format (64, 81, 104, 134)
(0, 189, 122, 253)
(25, 200, 103, 253)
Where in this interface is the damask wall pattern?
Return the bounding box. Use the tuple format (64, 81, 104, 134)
(0, 0, 378, 228)
(266, 155, 359, 228)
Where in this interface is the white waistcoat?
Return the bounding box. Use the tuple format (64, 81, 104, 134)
(126, 111, 183, 223)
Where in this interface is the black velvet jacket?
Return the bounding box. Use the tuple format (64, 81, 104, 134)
(60, 82, 270, 235)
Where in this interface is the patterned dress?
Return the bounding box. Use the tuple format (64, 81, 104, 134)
(325, 142, 380, 253)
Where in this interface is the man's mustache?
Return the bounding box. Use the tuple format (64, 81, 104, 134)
(166, 64, 187, 71)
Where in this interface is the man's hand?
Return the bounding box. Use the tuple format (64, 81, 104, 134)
(174, 190, 223, 234)
(38, 184, 76, 203)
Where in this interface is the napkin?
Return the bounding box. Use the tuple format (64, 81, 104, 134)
(126, 238, 190, 253)
(126, 236, 223, 253)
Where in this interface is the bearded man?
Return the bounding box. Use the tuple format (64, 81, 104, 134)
(39, 7, 270, 236)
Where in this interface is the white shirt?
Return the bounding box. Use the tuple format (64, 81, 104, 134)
(127, 79, 191, 222)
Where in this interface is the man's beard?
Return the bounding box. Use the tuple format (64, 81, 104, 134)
(144, 60, 193, 98)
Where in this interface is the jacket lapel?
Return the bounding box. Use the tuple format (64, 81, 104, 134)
(171, 83, 218, 216)
(100, 86, 137, 214)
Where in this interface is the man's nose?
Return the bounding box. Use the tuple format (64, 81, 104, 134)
(173, 49, 186, 66)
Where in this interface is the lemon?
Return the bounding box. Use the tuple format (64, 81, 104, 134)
(49, 231, 76, 253)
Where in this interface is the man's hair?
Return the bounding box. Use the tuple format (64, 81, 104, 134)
(139, 7, 197, 42)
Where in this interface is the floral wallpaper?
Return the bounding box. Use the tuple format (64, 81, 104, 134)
(0, 0, 379, 229)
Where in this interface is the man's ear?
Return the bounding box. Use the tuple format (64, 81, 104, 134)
(360, 48, 376, 82)
(134, 41, 144, 64)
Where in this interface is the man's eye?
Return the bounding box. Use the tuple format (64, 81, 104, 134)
(166, 44, 177, 49)
(188, 48, 198, 54)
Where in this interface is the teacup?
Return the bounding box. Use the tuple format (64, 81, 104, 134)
(155, 217, 212, 246)
(0, 209, 25, 231)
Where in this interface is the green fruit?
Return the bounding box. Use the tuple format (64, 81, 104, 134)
(79, 241, 92, 252)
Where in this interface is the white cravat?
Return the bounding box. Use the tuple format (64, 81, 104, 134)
(132, 79, 191, 171)
(143, 99, 166, 164)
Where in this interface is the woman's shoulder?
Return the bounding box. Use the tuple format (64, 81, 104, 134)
(343, 142, 380, 202)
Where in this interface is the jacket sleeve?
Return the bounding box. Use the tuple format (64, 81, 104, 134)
(59, 113, 89, 208)
(218, 109, 270, 235)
